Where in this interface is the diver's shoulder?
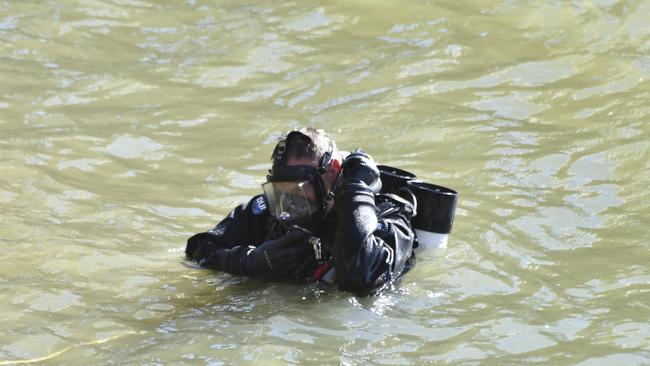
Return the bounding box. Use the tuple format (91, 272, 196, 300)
(248, 194, 269, 215)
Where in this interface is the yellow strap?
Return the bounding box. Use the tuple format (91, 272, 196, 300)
(0, 331, 138, 365)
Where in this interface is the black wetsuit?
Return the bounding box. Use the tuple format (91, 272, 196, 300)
(186, 185, 416, 296)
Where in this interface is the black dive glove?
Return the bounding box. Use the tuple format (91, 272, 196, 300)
(244, 228, 316, 278)
(186, 234, 213, 261)
(338, 150, 382, 193)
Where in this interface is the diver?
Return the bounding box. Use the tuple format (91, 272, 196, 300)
(185, 127, 416, 296)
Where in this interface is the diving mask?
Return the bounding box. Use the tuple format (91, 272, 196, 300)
(262, 180, 320, 224)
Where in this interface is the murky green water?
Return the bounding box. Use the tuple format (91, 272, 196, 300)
(1, 0, 649, 364)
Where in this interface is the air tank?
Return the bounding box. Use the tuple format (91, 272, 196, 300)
(378, 165, 458, 251)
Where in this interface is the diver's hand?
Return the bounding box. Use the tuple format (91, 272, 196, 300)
(339, 150, 382, 193)
(244, 228, 316, 277)
(185, 233, 216, 261)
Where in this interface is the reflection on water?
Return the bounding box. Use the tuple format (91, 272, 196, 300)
(1, 0, 650, 364)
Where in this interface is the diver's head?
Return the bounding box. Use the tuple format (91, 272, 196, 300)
(262, 128, 342, 230)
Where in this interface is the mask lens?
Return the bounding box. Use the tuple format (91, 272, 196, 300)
(262, 180, 318, 223)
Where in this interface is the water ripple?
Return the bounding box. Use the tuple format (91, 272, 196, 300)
(2, 1, 650, 365)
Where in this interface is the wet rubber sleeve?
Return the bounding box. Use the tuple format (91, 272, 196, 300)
(185, 195, 269, 274)
(333, 183, 414, 296)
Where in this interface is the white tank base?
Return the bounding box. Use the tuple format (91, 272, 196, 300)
(414, 230, 448, 253)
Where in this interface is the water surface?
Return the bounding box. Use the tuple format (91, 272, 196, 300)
(1, 1, 650, 365)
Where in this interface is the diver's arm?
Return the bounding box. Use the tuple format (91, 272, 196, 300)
(333, 184, 415, 296)
(333, 183, 389, 295)
(333, 152, 414, 296)
(185, 195, 269, 274)
(186, 195, 315, 277)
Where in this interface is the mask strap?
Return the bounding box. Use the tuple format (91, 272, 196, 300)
(323, 159, 342, 206)
(317, 138, 335, 175)
(273, 138, 287, 168)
